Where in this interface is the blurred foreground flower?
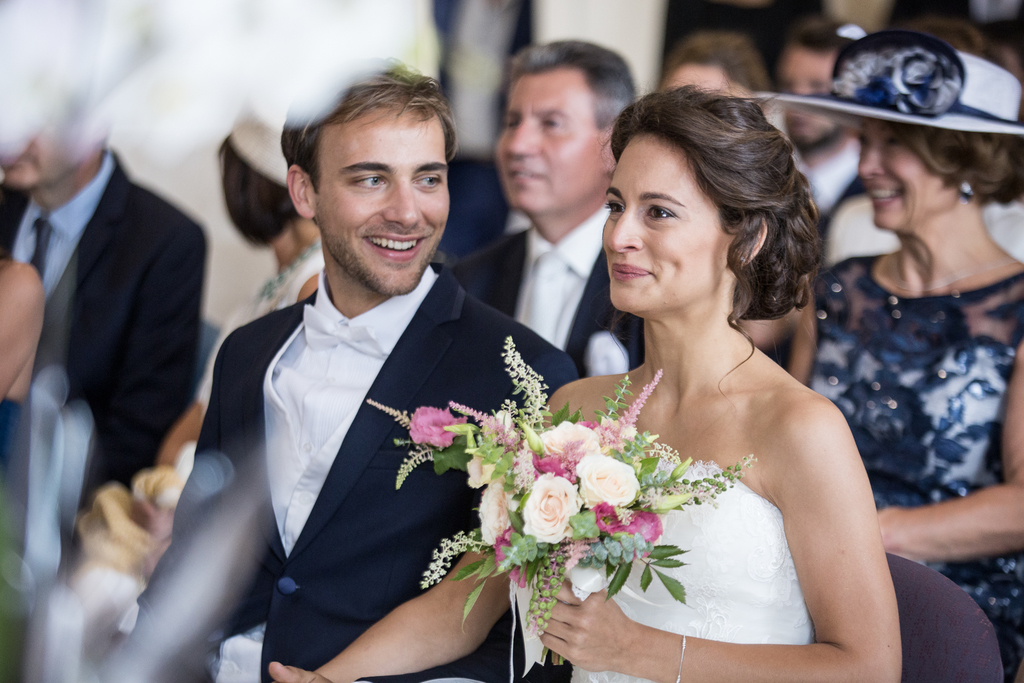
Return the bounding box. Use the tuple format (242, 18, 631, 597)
(0, 0, 436, 164)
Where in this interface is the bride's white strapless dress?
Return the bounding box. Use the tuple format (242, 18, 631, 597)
(572, 461, 814, 683)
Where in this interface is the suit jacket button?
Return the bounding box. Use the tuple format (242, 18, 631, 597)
(277, 577, 297, 595)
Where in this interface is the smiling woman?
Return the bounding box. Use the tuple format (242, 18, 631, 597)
(782, 29, 1024, 680)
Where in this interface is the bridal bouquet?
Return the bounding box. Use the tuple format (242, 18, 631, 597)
(369, 337, 748, 667)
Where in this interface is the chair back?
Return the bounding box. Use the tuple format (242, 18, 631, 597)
(887, 553, 1003, 683)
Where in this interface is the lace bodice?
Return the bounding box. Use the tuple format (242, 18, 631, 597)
(572, 462, 813, 683)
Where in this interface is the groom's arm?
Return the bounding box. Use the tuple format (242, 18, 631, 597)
(270, 553, 511, 683)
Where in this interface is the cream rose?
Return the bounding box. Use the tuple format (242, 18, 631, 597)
(541, 422, 602, 458)
(467, 456, 496, 489)
(576, 454, 640, 507)
(522, 474, 581, 543)
(479, 481, 513, 545)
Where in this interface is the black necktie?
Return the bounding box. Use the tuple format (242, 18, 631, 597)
(31, 216, 53, 276)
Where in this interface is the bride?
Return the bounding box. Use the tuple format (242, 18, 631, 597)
(271, 86, 901, 683)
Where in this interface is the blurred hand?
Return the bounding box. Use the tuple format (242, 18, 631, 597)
(130, 498, 176, 578)
(268, 662, 335, 683)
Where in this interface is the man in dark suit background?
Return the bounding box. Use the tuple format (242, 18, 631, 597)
(454, 41, 643, 379)
(140, 68, 577, 683)
(0, 132, 206, 488)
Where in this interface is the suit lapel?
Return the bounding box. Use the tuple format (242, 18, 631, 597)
(240, 303, 307, 563)
(75, 160, 130, 288)
(490, 231, 526, 316)
(564, 251, 610, 374)
(287, 270, 463, 560)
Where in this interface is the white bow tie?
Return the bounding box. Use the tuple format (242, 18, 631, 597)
(302, 303, 387, 359)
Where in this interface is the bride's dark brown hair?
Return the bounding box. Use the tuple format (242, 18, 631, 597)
(610, 86, 820, 328)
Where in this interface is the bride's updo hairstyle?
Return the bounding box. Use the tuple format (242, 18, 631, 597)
(610, 86, 819, 324)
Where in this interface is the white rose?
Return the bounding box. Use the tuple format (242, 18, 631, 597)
(467, 456, 496, 489)
(576, 454, 640, 507)
(541, 422, 601, 458)
(522, 474, 581, 543)
(479, 481, 512, 544)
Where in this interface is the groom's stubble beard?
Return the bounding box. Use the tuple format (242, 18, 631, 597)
(319, 215, 441, 299)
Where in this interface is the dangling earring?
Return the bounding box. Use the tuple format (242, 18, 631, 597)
(959, 181, 974, 204)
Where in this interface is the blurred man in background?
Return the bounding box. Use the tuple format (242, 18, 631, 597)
(0, 132, 206, 489)
(776, 16, 862, 239)
(454, 40, 643, 379)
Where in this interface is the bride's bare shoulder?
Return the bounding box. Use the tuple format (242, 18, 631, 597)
(549, 373, 629, 418)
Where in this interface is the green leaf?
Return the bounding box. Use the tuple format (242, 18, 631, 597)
(648, 545, 685, 560)
(568, 409, 583, 424)
(526, 559, 541, 586)
(433, 437, 472, 474)
(606, 561, 632, 599)
(452, 559, 485, 581)
(462, 579, 487, 625)
(654, 568, 687, 604)
(650, 559, 686, 568)
(638, 457, 661, 478)
(640, 564, 652, 591)
(478, 554, 497, 579)
(508, 509, 524, 534)
(551, 402, 571, 427)
(569, 510, 600, 540)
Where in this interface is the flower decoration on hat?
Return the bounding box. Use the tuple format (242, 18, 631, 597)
(833, 33, 964, 117)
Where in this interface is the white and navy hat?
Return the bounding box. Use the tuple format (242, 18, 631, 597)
(769, 29, 1024, 136)
(227, 114, 290, 186)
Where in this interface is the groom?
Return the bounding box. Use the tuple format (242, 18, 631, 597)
(139, 68, 577, 682)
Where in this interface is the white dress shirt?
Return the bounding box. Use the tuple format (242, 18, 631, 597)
(213, 266, 437, 683)
(11, 151, 115, 296)
(516, 209, 606, 350)
(799, 138, 860, 217)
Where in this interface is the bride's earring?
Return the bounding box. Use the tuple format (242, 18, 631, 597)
(959, 181, 973, 204)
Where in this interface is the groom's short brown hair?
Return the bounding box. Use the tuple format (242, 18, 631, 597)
(281, 65, 457, 190)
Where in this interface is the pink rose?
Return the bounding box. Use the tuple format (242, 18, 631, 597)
(592, 502, 627, 534)
(626, 511, 663, 544)
(408, 407, 467, 448)
(534, 454, 571, 480)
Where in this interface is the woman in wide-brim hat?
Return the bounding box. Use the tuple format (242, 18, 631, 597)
(785, 29, 1024, 680)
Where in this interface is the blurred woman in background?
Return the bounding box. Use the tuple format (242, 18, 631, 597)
(157, 115, 323, 470)
(784, 30, 1024, 680)
(660, 30, 771, 95)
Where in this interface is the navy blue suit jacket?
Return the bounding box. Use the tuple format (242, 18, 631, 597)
(453, 231, 644, 378)
(144, 266, 578, 682)
(0, 157, 206, 486)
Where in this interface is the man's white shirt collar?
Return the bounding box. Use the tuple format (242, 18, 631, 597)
(309, 265, 438, 357)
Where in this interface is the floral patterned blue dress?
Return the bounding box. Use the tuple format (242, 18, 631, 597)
(810, 256, 1024, 680)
